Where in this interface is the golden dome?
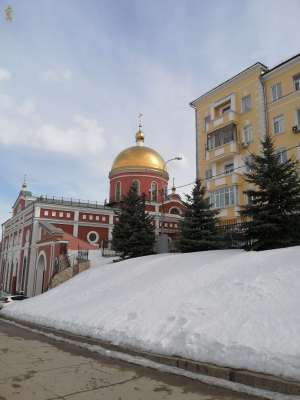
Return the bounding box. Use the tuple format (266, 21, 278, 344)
(110, 130, 167, 176)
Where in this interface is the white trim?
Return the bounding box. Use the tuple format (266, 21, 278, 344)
(87, 231, 99, 244)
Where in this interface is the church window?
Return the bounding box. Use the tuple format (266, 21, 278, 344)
(115, 182, 121, 202)
(96, 216, 100, 221)
(89, 215, 93, 221)
(44, 210, 49, 216)
(151, 182, 158, 202)
(59, 212, 64, 218)
(51, 211, 56, 217)
(101, 216, 106, 222)
(66, 212, 71, 218)
(170, 207, 180, 215)
(82, 214, 87, 220)
(87, 231, 99, 244)
(132, 179, 140, 194)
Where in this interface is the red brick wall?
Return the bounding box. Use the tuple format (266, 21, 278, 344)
(53, 224, 74, 234)
(110, 171, 168, 203)
(78, 226, 109, 244)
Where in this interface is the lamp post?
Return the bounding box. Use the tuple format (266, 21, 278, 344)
(160, 156, 182, 237)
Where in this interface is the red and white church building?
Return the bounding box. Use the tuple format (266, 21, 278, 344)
(0, 128, 185, 297)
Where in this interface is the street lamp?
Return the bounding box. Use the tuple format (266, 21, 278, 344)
(160, 156, 182, 236)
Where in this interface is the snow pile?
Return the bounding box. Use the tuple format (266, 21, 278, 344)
(2, 247, 300, 380)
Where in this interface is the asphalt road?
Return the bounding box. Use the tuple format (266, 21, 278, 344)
(0, 319, 261, 400)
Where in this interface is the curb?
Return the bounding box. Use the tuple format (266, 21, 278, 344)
(1, 315, 299, 396)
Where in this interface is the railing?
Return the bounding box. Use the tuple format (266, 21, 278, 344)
(36, 195, 110, 210)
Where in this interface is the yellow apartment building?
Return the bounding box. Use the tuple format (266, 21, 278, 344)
(190, 53, 300, 224)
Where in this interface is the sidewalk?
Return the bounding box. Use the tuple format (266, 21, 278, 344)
(1, 315, 300, 398)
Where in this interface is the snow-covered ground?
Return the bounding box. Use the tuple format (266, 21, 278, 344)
(2, 247, 300, 382)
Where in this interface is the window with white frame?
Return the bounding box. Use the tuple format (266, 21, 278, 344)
(44, 210, 49, 216)
(82, 214, 87, 220)
(276, 149, 288, 164)
(66, 212, 71, 218)
(102, 216, 106, 222)
(59, 212, 63, 218)
(273, 115, 284, 134)
(293, 74, 300, 91)
(132, 179, 140, 194)
(205, 169, 213, 179)
(241, 95, 251, 112)
(151, 181, 158, 202)
(89, 215, 93, 221)
(51, 211, 56, 217)
(243, 124, 253, 143)
(209, 186, 238, 209)
(224, 162, 234, 175)
(271, 83, 282, 101)
(96, 215, 100, 221)
(244, 155, 254, 172)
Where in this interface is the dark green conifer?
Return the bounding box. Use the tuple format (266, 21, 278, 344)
(112, 185, 155, 259)
(241, 134, 300, 250)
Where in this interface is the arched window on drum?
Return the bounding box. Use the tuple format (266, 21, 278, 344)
(132, 179, 140, 195)
(150, 181, 158, 202)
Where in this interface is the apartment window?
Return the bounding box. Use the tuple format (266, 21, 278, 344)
(222, 105, 231, 114)
(293, 74, 300, 91)
(209, 186, 238, 209)
(243, 124, 253, 144)
(271, 83, 282, 101)
(115, 181, 121, 202)
(204, 115, 211, 132)
(273, 115, 284, 134)
(207, 124, 236, 150)
(276, 149, 288, 164)
(241, 95, 251, 113)
(205, 169, 213, 179)
(224, 163, 234, 175)
(244, 155, 254, 172)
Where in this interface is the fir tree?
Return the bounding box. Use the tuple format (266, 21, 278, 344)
(178, 180, 224, 252)
(241, 134, 300, 250)
(112, 185, 155, 259)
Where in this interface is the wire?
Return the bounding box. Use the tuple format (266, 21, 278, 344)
(171, 142, 300, 192)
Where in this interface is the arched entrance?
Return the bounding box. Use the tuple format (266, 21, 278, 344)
(35, 253, 46, 295)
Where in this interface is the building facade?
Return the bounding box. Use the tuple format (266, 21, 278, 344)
(0, 129, 185, 297)
(190, 53, 300, 223)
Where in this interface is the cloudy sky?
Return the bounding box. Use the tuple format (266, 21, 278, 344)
(0, 0, 299, 223)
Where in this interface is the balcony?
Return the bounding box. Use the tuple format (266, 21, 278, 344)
(207, 110, 239, 134)
(206, 172, 243, 191)
(206, 123, 238, 161)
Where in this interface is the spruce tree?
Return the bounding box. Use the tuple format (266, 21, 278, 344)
(112, 185, 155, 259)
(178, 180, 224, 252)
(241, 134, 300, 250)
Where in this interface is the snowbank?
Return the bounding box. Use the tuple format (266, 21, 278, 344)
(2, 247, 300, 380)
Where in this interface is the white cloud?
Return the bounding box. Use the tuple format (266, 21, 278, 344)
(0, 68, 11, 81)
(43, 68, 72, 82)
(0, 99, 106, 157)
